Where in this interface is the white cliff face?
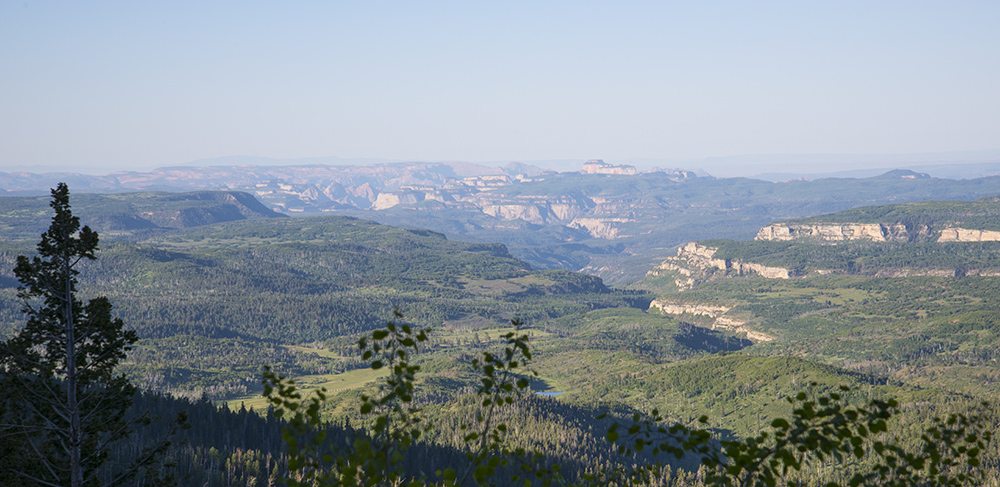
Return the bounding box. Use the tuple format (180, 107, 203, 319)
(367, 187, 650, 237)
(872, 269, 957, 277)
(568, 218, 630, 239)
(645, 242, 728, 289)
(465, 194, 597, 225)
(735, 262, 791, 279)
(713, 317, 774, 342)
(424, 191, 453, 203)
(743, 329, 774, 342)
(648, 299, 729, 317)
(937, 227, 1000, 242)
(581, 160, 639, 175)
(651, 242, 791, 280)
(550, 203, 590, 221)
(649, 235, 1000, 283)
(648, 300, 774, 342)
(480, 204, 548, 224)
(677, 242, 728, 270)
(756, 223, 927, 242)
(372, 193, 401, 210)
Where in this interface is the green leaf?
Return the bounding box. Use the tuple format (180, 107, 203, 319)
(607, 429, 619, 443)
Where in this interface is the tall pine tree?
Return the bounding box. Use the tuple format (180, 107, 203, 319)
(0, 183, 179, 487)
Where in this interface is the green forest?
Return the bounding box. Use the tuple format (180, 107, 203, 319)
(2, 188, 1000, 486)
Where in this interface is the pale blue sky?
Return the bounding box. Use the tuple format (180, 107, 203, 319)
(2, 1, 998, 174)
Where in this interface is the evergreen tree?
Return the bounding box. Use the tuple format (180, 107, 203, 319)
(0, 183, 180, 487)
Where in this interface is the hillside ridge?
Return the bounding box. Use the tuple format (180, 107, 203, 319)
(0, 190, 285, 241)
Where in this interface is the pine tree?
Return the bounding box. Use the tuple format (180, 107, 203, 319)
(0, 183, 180, 487)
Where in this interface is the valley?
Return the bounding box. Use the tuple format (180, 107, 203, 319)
(8, 2, 998, 483)
(3, 180, 1000, 485)
(9, 163, 1000, 285)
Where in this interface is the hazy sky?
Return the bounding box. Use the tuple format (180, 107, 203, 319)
(2, 1, 998, 174)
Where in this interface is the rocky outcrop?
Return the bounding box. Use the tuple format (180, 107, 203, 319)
(675, 242, 728, 270)
(646, 262, 698, 289)
(735, 262, 790, 279)
(649, 242, 791, 283)
(712, 316, 742, 327)
(756, 223, 927, 242)
(550, 203, 590, 221)
(568, 218, 631, 239)
(581, 160, 639, 175)
(869, 267, 1000, 277)
(372, 192, 402, 210)
(646, 242, 725, 289)
(650, 301, 774, 342)
(743, 329, 775, 342)
(650, 235, 1000, 282)
(372, 190, 429, 210)
(648, 299, 729, 318)
(937, 227, 1000, 242)
(464, 194, 597, 225)
(712, 316, 774, 342)
(757, 222, 1000, 244)
(872, 269, 959, 278)
(480, 204, 548, 224)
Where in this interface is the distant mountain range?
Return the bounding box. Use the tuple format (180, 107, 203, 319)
(0, 159, 698, 215)
(0, 160, 552, 206)
(6, 160, 1000, 285)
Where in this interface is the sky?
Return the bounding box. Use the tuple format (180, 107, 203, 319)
(1, 1, 999, 175)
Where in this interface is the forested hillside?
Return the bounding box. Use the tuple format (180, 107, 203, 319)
(0, 207, 649, 400)
(4, 189, 1000, 486)
(0, 190, 284, 240)
(637, 198, 1000, 401)
(788, 194, 1000, 230)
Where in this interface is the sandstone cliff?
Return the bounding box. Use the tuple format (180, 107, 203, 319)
(937, 227, 1000, 242)
(648, 299, 729, 318)
(568, 218, 632, 239)
(648, 300, 774, 342)
(755, 222, 929, 242)
(735, 261, 791, 279)
(373, 191, 420, 210)
(647, 242, 791, 288)
(368, 185, 642, 239)
(483, 194, 594, 222)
